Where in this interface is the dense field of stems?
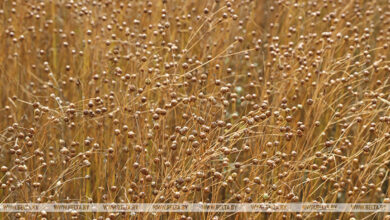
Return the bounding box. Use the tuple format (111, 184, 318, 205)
(1, 0, 390, 219)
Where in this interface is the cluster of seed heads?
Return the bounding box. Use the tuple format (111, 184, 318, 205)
(1, 0, 390, 219)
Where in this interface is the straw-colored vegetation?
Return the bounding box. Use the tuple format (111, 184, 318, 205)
(1, 0, 390, 219)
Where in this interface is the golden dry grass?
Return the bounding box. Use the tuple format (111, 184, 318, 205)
(1, 0, 390, 219)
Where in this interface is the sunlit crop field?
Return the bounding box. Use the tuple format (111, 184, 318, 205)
(1, 0, 390, 219)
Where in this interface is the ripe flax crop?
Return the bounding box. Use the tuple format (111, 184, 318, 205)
(1, 0, 390, 219)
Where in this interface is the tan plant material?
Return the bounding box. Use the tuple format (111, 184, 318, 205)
(0, 0, 390, 219)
